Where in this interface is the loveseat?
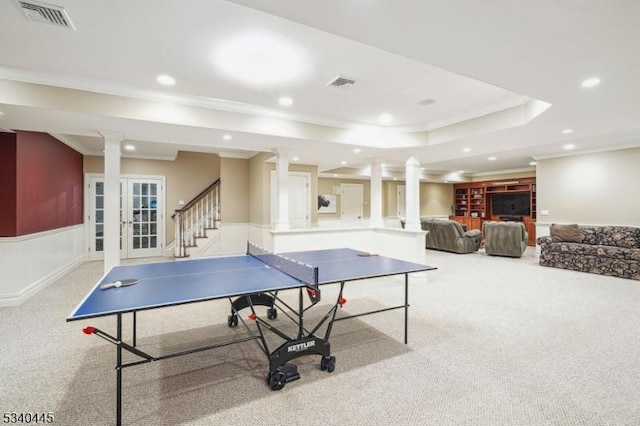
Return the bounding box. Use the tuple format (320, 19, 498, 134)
(537, 224, 640, 280)
(420, 218, 481, 254)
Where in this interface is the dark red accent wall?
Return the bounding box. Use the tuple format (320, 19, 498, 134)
(0, 132, 18, 237)
(12, 131, 84, 236)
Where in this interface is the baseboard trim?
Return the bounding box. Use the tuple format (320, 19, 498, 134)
(0, 255, 85, 307)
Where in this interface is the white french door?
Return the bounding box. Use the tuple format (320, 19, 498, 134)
(126, 178, 164, 258)
(87, 174, 165, 260)
(341, 183, 364, 221)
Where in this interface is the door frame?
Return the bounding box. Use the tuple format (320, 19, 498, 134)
(84, 173, 166, 260)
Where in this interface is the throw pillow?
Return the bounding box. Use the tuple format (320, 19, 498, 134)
(550, 224, 582, 243)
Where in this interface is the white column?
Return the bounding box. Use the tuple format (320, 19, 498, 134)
(369, 158, 384, 228)
(100, 131, 123, 273)
(404, 155, 421, 231)
(273, 148, 290, 231)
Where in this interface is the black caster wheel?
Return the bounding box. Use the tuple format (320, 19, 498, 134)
(320, 355, 336, 373)
(267, 308, 278, 320)
(227, 314, 238, 327)
(267, 371, 287, 391)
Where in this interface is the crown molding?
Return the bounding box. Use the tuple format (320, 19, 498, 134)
(50, 133, 90, 155)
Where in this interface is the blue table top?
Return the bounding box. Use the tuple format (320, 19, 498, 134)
(67, 248, 435, 321)
(282, 248, 435, 284)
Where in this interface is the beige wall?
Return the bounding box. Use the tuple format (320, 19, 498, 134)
(84, 151, 221, 244)
(537, 148, 640, 225)
(248, 152, 272, 226)
(384, 181, 401, 217)
(384, 181, 454, 217)
(420, 182, 454, 216)
(220, 157, 249, 223)
(318, 178, 371, 219)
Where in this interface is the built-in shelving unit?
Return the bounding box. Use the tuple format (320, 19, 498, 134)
(450, 177, 537, 245)
(469, 186, 485, 218)
(454, 187, 468, 216)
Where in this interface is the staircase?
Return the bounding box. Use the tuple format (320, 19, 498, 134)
(173, 179, 221, 258)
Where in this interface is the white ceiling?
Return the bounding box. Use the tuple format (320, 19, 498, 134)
(1, 0, 640, 180)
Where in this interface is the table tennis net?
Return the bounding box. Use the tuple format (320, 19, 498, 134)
(247, 242, 319, 286)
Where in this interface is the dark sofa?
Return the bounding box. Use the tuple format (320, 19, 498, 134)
(537, 224, 640, 280)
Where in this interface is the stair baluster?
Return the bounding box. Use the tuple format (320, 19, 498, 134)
(172, 179, 221, 258)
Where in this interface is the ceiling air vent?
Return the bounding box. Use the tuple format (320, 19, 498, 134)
(16, 0, 76, 30)
(326, 75, 357, 89)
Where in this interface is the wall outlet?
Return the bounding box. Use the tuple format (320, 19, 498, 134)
(178, 200, 185, 206)
(540, 209, 549, 216)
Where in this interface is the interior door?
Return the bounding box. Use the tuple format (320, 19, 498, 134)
(88, 176, 126, 260)
(341, 183, 364, 221)
(288, 174, 310, 228)
(126, 179, 163, 258)
(270, 171, 310, 228)
(87, 175, 164, 260)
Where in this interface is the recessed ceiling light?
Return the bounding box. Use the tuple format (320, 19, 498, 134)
(333, 174, 338, 178)
(529, 161, 537, 166)
(393, 177, 397, 181)
(488, 156, 497, 161)
(341, 161, 347, 165)
(0, 111, 4, 117)
(222, 134, 232, 141)
(418, 99, 436, 106)
(124, 144, 136, 151)
(156, 74, 176, 86)
(581, 77, 600, 88)
(279, 96, 293, 106)
(564, 144, 576, 150)
(214, 32, 309, 87)
(562, 128, 573, 134)
(353, 148, 361, 154)
(378, 113, 393, 125)
(463, 147, 471, 153)
(458, 170, 464, 174)
(292, 156, 299, 162)
(444, 180, 449, 183)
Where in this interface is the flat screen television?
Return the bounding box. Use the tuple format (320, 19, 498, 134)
(490, 192, 530, 216)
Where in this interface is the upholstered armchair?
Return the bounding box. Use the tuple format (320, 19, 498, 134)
(482, 221, 528, 258)
(420, 218, 481, 254)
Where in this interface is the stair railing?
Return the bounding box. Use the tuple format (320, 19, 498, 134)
(173, 179, 221, 257)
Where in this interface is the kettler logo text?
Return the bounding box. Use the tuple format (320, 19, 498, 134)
(288, 340, 315, 352)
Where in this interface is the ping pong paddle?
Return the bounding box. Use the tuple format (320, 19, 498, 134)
(100, 278, 139, 290)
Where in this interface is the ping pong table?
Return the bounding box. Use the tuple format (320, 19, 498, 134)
(68, 242, 435, 425)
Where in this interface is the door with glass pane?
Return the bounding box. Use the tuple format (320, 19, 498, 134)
(88, 175, 164, 260)
(126, 179, 162, 258)
(89, 177, 124, 260)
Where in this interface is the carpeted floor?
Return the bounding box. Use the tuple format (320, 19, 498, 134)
(2, 247, 640, 425)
